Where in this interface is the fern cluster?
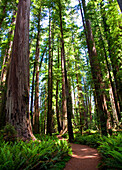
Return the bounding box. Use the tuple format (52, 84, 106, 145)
(98, 134, 122, 169)
(0, 135, 72, 170)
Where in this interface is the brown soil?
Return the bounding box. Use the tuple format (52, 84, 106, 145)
(57, 135, 101, 170)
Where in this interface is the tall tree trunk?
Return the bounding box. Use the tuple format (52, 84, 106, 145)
(56, 47, 61, 133)
(59, 0, 74, 142)
(0, 12, 16, 129)
(73, 84, 79, 126)
(30, 61, 36, 125)
(0, 9, 16, 83)
(47, 8, 53, 135)
(98, 24, 120, 124)
(79, 0, 108, 135)
(100, 1, 121, 120)
(61, 45, 67, 132)
(83, 77, 88, 129)
(44, 84, 47, 134)
(109, 84, 119, 126)
(74, 54, 85, 135)
(33, 8, 41, 134)
(86, 19, 107, 136)
(92, 8, 119, 128)
(89, 89, 92, 129)
(6, 0, 35, 140)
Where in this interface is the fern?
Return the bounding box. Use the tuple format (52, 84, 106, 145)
(0, 135, 72, 170)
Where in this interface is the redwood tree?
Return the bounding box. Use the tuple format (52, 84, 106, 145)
(58, 0, 74, 142)
(79, 0, 108, 135)
(47, 7, 53, 135)
(6, 0, 34, 140)
(33, 7, 41, 134)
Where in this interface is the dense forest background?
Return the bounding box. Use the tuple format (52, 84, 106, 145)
(0, 0, 122, 140)
(0, 0, 122, 139)
(0, 0, 122, 169)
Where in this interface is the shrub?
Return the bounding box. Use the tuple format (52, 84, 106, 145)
(0, 134, 72, 170)
(98, 134, 122, 169)
(74, 133, 101, 148)
(0, 124, 17, 142)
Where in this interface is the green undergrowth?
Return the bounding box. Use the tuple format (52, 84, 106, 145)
(74, 131, 122, 169)
(74, 133, 100, 148)
(0, 133, 72, 170)
(98, 134, 122, 170)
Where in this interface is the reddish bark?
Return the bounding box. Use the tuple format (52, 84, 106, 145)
(47, 8, 53, 135)
(79, 0, 108, 135)
(56, 47, 62, 133)
(75, 58, 85, 135)
(0, 12, 16, 129)
(6, 0, 35, 140)
(33, 8, 41, 134)
(59, 0, 74, 142)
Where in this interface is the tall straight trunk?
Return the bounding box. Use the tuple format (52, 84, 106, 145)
(56, 47, 61, 133)
(61, 46, 67, 132)
(44, 84, 47, 134)
(79, 0, 108, 135)
(92, 8, 119, 128)
(0, 16, 15, 84)
(83, 77, 88, 129)
(67, 57, 73, 121)
(100, 1, 121, 120)
(59, 0, 74, 142)
(97, 23, 120, 124)
(40, 88, 44, 134)
(109, 84, 119, 126)
(73, 84, 79, 126)
(6, 0, 35, 140)
(30, 61, 35, 125)
(39, 46, 47, 69)
(86, 19, 107, 136)
(89, 89, 92, 129)
(47, 8, 53, 135)
(30, 40, 46, 127)
(74, 54, 85, 135)
(0, 12, 16, 129)
(33, 8, 41, 134)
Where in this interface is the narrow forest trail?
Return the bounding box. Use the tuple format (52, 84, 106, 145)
(57, 135, 101, 170)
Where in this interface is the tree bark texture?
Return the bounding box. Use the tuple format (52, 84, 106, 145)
(75, 54, 85, 135)
(59, 0, 74, 142)
(97, 21, 120, 124)
(100, 1, 122, 121)
(33, 8, 41, 134)
(61, 46, 67, 131)
(6, 0, 34, 140)
(85, 19, 107, 136)
(80, 0, 108, 135)
(56, 47, 62, 133)
(47, 8, 53, 135)
(30, 61, 36, 125)
(59, 3, 67, 133)
(0, 12, 16, 129)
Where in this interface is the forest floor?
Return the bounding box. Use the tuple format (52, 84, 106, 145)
(57, 135, 101, 170)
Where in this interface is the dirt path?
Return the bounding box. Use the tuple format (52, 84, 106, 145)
(57, 135, 100, 170)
